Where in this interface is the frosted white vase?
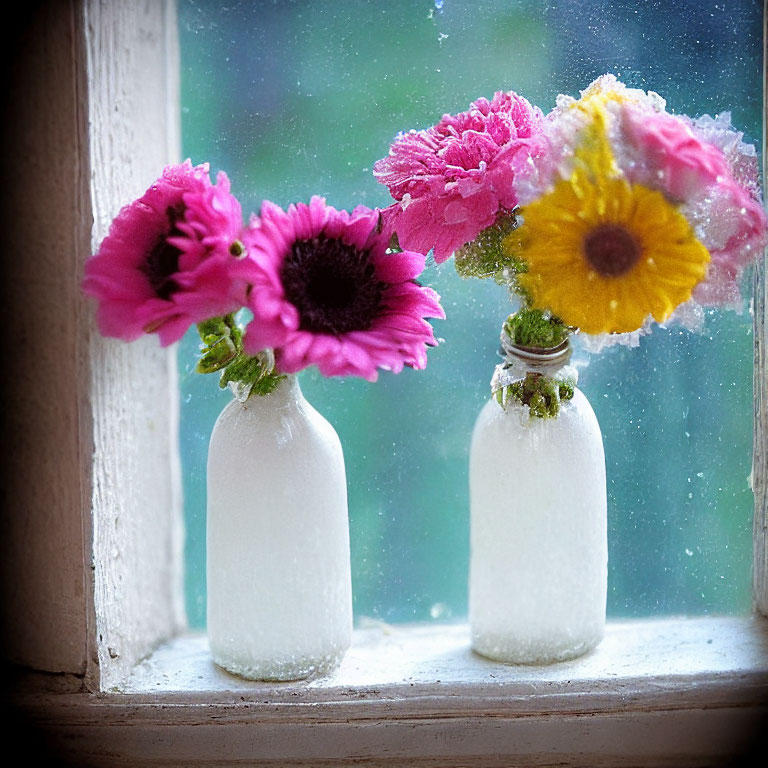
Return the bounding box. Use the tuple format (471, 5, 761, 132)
(469, 373, 607, 664)
(206, 375, 352, 680)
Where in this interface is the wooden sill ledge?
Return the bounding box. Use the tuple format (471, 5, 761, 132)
(12, 615, 768, 767)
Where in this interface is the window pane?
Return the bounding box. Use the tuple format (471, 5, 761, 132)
(178, 0, 762, 628)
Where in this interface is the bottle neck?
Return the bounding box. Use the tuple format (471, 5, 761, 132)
(495, 333, 574, 386)
(490, 335, 578, 418)
(230, 371, 299, 405)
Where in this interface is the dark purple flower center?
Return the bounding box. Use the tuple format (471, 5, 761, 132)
(583, 224, 641, 277)
(141, 204, 185, 300)
(281, 235, 383, 335)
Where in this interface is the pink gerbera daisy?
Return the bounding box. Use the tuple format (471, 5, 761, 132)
(233, 197, 445, 381)
(374, 91, 546, 263)
(82, 160, 245, 346)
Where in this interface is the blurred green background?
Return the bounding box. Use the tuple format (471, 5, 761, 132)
(177, 0, 763, 628)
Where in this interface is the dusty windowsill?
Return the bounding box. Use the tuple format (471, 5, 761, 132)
(15, 615, 768, 767)
(122, 614, 768, 699)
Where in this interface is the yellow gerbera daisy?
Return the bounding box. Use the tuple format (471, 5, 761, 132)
(507, 101, 710, 336)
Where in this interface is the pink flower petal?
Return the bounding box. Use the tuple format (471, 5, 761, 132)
(241, 198, 444, 379)
(82, 160, 244, 343)
(372, 250, 426, 283)
(375, 91, 546, 259)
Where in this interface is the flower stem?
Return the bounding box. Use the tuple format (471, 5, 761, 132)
(196, 314, 285, 399)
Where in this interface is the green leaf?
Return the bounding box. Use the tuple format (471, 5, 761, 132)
(219, 351, 285, 398)
(195, 314, 244, 374)
(498, 370, 575, 419)
(503, 308, 570, 349)
(453, 210, 524, 285)
(195, 335, 238, 374)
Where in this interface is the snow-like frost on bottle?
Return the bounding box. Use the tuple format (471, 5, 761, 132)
(468, 345, 607, 664)
(206, 375, 352, 680)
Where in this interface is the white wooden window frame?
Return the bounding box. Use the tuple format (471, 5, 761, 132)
(4, 1, 767, 766)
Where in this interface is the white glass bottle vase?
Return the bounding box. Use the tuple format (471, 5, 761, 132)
(469, 340, 607, 664)
(206, 375, 352, 680)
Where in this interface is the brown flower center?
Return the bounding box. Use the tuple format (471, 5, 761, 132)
(142, 204, 185, 300)
(281, 235, 383, 335)
(583, 224, 641, 277)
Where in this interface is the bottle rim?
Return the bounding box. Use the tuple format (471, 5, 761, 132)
(500, 334, 571, 364)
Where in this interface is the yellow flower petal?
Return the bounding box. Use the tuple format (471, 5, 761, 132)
(507, 116, 710, 336)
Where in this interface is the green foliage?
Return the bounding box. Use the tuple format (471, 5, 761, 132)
(454, 211, 524, 286)
(497, 371, 575, 419)
(558, 380, 575, 401)
(196, 314, 283, 398)
(504, 308, 570, 349)
(219, 353, 285, 397)
(196, 314, 242, 373)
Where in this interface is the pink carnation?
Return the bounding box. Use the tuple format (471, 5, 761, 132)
(374, 91, 546, 263)
(622, 106, 767, 306)
(232, 197, 445, 381)
(82, 160, 245, 346)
